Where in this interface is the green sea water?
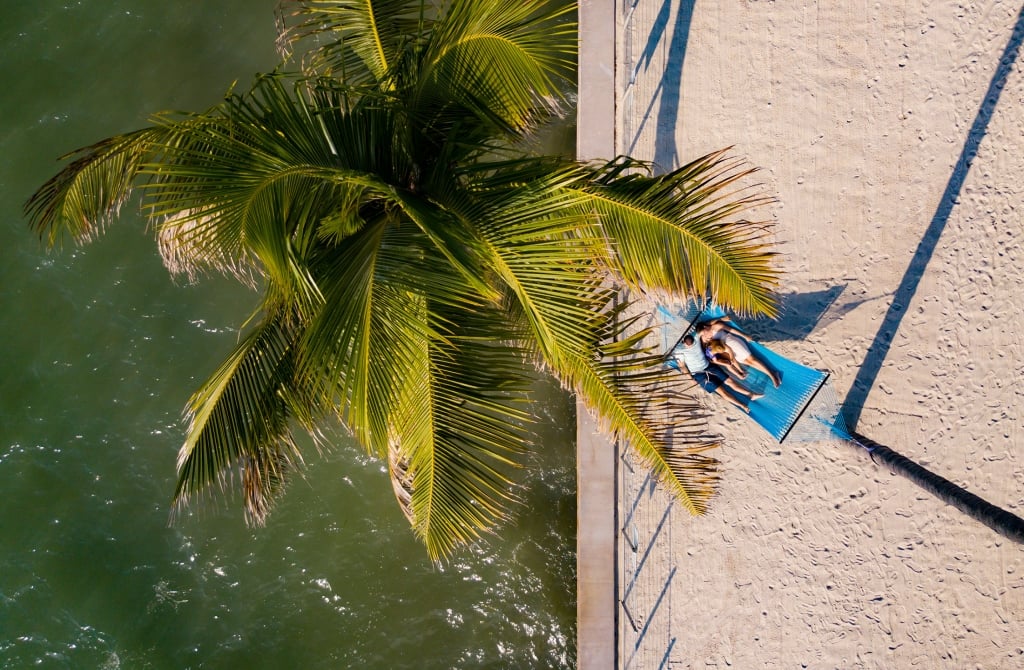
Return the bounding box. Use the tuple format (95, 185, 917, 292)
(0, 2, 577, 668)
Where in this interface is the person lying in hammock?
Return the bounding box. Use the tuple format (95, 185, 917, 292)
(705, 339, 747, 379)
(696, 318, 782, 388)
(673, 334, 763, 413)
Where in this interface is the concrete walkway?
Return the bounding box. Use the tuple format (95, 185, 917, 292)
(575, 2, 618, 668)
(577, 2, 680, 667)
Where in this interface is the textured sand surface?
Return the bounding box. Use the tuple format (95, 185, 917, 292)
(616, 2, 1024, 667)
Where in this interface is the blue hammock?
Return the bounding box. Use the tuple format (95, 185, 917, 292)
(658, 301, 836, 443)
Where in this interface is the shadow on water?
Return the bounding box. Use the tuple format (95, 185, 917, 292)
(841, 5, 1024, 429)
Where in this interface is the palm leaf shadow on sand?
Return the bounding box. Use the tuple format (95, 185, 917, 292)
(624, 0, 694, 168)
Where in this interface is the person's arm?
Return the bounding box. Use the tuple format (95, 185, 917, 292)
(718, 355, 745, 378)
(716, 319, 747, 339)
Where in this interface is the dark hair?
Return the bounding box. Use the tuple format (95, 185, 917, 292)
(695, 321, 711, 333)
(683, 334, 695, 346)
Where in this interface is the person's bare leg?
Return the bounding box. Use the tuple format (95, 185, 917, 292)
(715, 385, 749, 413)
(725, 376, 762, 400)
(724, 359, 747, 379)
(742, 354, 781, 388)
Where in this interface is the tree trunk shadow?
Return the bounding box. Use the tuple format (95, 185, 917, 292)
(841, 5, 1024, 429)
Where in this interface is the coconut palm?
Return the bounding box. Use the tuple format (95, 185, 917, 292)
(25, 0, 779, 560)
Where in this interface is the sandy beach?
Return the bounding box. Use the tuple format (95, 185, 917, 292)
(583, 1, 1024, 667)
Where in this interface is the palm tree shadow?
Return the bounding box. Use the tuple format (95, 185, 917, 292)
(625, 0, 695, 169)
(651, 0, 695, 173)
(841, 5, 1024, 429)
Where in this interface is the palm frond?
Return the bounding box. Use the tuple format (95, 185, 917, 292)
(389, 306, 535, 560)
(446, 157, 730, 512)
(172, 307, 313, 525)
(440, 156, 609, 361)
(25, 128, 164, 246)
(558, 302, 721, 513)
(143, 77, 417, 304)
(418, 0, 577, 135)
(570, 150, 780, 317)
(276, 0, 423, 84)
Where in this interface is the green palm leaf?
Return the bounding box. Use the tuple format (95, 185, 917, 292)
(562, 304, 721, 513)
(276, 0, 421, 84)
(418, 0, 576, 134)
(570, 150, 780, 317)
(25, 128, 163, 246)
(26, 0, 783, 559)
(389, 307, 535, 560)
(173, 306, 313, 525)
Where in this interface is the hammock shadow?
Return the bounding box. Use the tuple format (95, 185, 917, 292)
(736, 285, 847, 342)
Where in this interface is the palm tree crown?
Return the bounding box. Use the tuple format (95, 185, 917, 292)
(26, 0, 779, 560)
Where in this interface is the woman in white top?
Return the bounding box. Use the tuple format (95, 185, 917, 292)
(696, 318, 782, 388)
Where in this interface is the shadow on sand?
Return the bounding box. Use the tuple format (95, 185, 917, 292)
(840, 5, 1024, 429)
(625, 0, 695, 171)
(740, 285, 847, 342)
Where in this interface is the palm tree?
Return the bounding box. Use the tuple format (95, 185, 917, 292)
(25, 0, 779, 560)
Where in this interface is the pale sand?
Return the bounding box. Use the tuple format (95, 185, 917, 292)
(611, 1, 1024, 668)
